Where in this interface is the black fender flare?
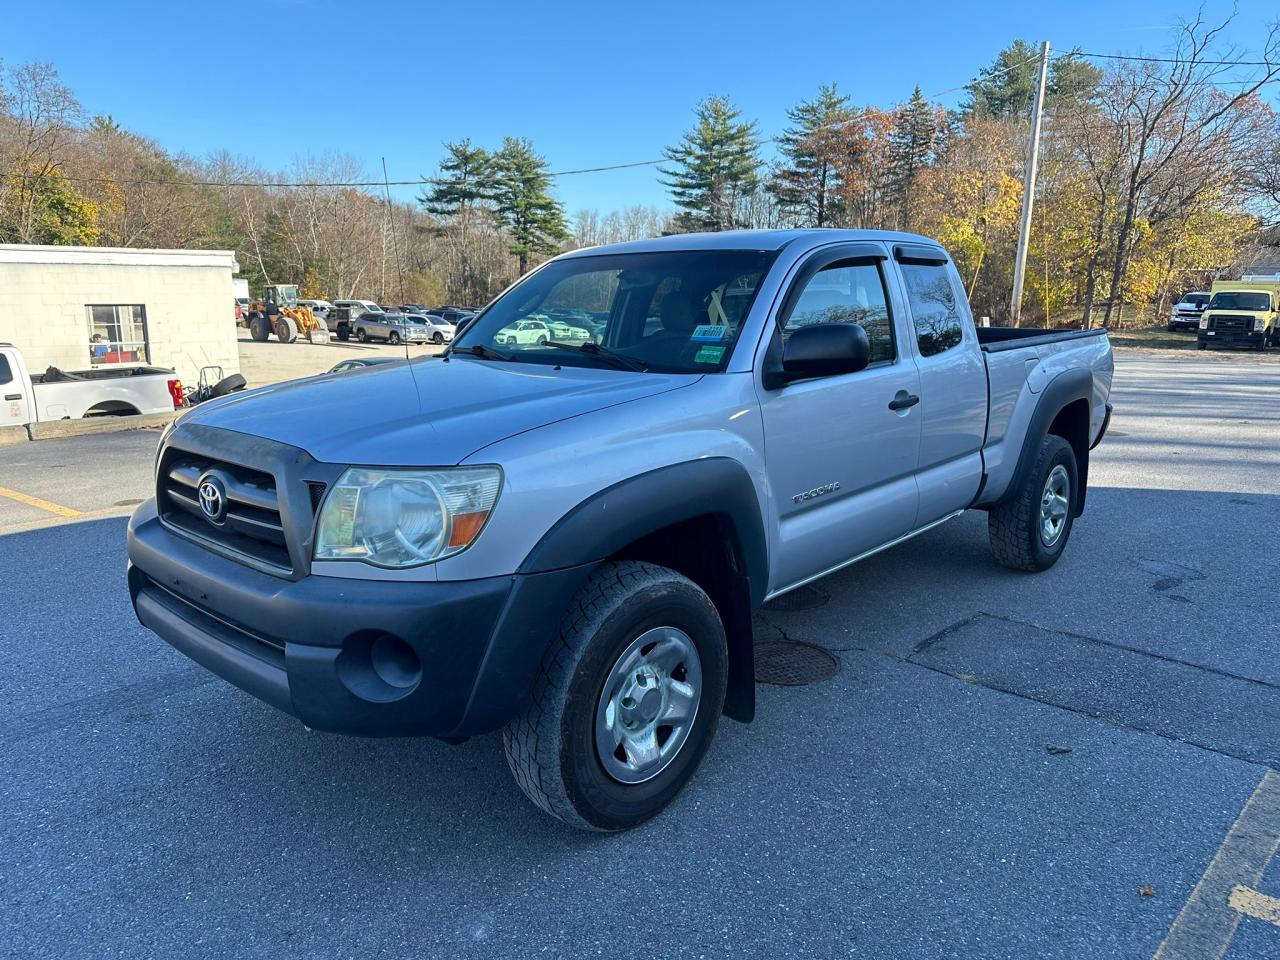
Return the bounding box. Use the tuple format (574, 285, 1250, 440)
(1000, 367, 1094, 516)
(518, 457, 768, 723)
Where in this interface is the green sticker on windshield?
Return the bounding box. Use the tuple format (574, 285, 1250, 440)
(695, 345, 726, 364)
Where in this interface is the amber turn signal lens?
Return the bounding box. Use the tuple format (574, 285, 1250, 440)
(448, 510, 490, 548)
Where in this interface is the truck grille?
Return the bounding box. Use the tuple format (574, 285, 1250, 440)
(157, 449, 292, 574)
(1210, 315, 1253, 332)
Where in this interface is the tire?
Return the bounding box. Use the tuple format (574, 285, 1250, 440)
(208, 373, 246, 399)
(536, 335, 548, 345)
(336, 324, 350, 342)
(433, 332, 444, 345)
(389, 331, 401, 346)
(503, 560, 728, 831)
(248, 315, 271, 342)
(1197, 342, 1207, 350)
(988, 434, 1077, 572)
(356, 328, 368, 343)
(1167, 322, 1177, 331)
(505, 336, 517, 345)
(275, 317, 298, 343)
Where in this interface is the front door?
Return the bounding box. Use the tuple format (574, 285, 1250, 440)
(757, 251, 922, 594)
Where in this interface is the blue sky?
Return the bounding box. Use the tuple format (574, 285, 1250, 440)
(3, 0, 1277, 213)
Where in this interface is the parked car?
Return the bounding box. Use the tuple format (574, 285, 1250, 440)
(495, 318, 551, 345)
(2, 342, 183, 428)
(1167, 292, 1210, 330)
(354, 312, 429, 345)
(328, 357, 404, 373)
(425, 307, 476, 326)
(404, 313, 456, 345)
(298, 299, 334, 321)
(126, 229, 1113, 831)
(1197, 284, 1279, 351)
(333, 299, 383, 316)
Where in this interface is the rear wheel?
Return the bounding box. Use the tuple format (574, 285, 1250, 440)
(336, 324, 350, 342)
(988, 434, 1077, 572)
(503, 561, 728, 831)
(248, 315, 271, 342)
(356, 328, 368, 343)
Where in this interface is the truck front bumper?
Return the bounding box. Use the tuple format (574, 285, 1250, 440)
(127, 499, 593, 739)
(1198, 329, 1266, 348)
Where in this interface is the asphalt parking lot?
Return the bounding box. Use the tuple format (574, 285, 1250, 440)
(2, 348, 1279, 959)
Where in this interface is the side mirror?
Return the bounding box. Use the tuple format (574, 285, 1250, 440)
(763, 323, 871, 389)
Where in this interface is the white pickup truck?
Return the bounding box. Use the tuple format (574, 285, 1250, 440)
(0, 343, 182, 430)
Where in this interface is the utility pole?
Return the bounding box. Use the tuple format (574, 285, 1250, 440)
(1010, 40, 1049, 327)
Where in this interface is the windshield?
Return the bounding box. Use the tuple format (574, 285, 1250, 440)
(1208, 291, 1271, 311)
(452, 249, 776, 373)
(1179, 294, 1209, 306)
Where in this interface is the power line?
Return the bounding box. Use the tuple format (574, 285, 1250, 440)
(1064, 50, 1277, 67)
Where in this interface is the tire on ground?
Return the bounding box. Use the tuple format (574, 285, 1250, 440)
(336, 324, 350, 342)
(988, 433, 1078, 572)
(503, 560, 728, 831)
(248, 315, 271, 342)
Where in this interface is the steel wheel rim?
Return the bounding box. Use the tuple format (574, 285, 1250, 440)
(595, 626, 702, 785)
(1040, 464, 1070, 546)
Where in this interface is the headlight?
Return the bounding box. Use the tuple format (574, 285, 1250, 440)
(314, 466, 502, 568)
(1199, 316, 1209, 329)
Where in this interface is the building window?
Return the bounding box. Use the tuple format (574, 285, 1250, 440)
(87, 305, 149, 365)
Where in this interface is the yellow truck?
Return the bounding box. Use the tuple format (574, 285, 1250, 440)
(1198, 276, 1280, 351)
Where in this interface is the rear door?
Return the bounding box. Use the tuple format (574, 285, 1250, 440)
(891, 244, 986, 525)
(0, 348, 33, 427)
(755, 243, 923, 593)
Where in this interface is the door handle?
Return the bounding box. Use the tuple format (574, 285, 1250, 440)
(4, 393, 20, 401)
(888, 391, 920, 411)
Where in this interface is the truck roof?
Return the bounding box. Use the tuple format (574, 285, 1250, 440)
(558, 228, 943, 259)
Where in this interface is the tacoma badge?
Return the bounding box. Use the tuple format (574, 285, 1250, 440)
(792, 482, 840, 504)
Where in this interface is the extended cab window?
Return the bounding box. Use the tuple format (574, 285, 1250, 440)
(455, 249, 776, 373)
(901, 262, 964, 357)
(782, 260, 894, 363)
(0, 354, 11, 385)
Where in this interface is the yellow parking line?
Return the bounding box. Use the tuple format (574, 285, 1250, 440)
(0, 484, 83, 519)
(1153, 769, 1280, 958)
(1229, 885, 1280, 927)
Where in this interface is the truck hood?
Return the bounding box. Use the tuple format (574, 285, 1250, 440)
(181, 357, 699, 465)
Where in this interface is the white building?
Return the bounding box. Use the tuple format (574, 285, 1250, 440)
(0, 244, 240, 385)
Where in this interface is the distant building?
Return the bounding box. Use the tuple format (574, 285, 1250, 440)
(0, 244, 240, 384)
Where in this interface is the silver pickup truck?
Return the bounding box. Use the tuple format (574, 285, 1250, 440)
(127, 229, 1113, 830)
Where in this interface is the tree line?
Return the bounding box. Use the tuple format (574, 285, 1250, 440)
(1, 12, 1278, 325)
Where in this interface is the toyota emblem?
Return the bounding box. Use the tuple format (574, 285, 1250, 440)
(197, 474, 227, 525)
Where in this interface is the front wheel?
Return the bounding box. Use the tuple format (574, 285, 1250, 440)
(433, 332, 444, 345)
(388, 331, 401, 346)
(356, 328, 368, 343)
(503, 561, 728, 831)
(988, 434, 1077, 572)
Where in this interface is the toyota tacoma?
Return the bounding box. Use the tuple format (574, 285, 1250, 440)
(127, 229, 1114, 830)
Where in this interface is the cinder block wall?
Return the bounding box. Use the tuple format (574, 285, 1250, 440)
(0, 247, 240, 386)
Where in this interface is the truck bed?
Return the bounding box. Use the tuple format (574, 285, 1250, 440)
(976, 326, 1109, 352)
(31, 365, 176, 384)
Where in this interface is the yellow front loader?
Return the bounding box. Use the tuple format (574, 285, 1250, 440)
(245, 284, 326, 343)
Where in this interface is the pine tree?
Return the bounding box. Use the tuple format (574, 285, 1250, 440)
(419, 140, 498, 303)
(490, 137, 569, 274)
(888, 87, 939, 229)
(770, 84, 857, 227)
(660, 96, 761, 231)
(962, 40, 1102, 118)
(419, 139, 495, 218)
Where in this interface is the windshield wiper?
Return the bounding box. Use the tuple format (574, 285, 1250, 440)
(450, 343, 513, 361)
(542, 340, 649, 372)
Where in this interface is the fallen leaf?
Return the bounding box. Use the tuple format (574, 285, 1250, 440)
(1046, 745, 1072, 756)
(1139, 886, 1155, 897)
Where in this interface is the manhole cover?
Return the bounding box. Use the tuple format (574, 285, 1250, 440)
(754, 640, 839, 686)
(762, 584, 829, 612)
